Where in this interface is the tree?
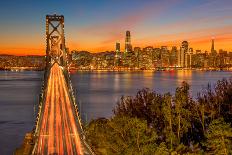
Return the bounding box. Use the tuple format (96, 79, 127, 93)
(85, 79, 232, 154)
(162, 93, 176, 150)
(155, 142, 169, 155)
(85, 116, 158, 155)
(114, 89, 165, 133)
(84, 118, 109, 155)
(173, 82, 191, 142)
(205, 118, 232, 155)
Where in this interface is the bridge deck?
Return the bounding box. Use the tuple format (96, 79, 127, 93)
(35, 63, 84, 155)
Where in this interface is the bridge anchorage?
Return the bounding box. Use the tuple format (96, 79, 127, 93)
(15, 14, 95, 155)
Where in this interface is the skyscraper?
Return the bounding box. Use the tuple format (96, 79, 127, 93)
(211, 38, 216, 55)
(170, 46, 178, 67)
(125, 31, 132, 53)
(116, 42, 120, 52)
(178, 41, 188, 67)
(134, 47, 141, 68)
(115, 42, 121, 66)
(186, 48, 193, 68)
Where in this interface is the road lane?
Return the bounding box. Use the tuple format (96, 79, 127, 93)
(35, 63, 83, 155)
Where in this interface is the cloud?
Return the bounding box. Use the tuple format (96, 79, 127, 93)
(75, 0, 182, 48)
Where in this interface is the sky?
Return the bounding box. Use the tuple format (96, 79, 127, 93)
(0, 0, 232, 55)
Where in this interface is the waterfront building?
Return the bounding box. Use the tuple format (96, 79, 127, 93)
(169, 46, 178, 67)
(152, 48, 161, 68)
(185, 48, 193, 68)
(115, 42, 121, 67)
(125, 31, 132, 53)
(178, 41, 188, 67)
(208, 38, 218, 67)
(192, 53, 207, 68)
(140, 46, 153, 69)
(134, 47, 141, 68)
(116, 42, 120, 52)
(123, 31, 133, 67)
(160, 46, 169, 67)
(211, 38, 217, 55)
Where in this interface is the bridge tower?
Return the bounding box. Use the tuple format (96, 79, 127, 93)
(46, 14, 67, 67)
(15, 14, 95, 155)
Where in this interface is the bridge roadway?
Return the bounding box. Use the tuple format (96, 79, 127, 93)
(34, 63, 86, 155)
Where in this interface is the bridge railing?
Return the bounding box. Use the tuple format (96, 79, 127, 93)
(62, 67, 95, 155)
(33, 64, 53, 135)
(33, 63, 95, 155)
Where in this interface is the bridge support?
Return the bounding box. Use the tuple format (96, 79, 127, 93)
(46, 14, 67, 68)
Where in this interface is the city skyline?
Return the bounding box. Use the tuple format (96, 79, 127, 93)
(1, 0, 232, 55)
(1, 9, 232, 154)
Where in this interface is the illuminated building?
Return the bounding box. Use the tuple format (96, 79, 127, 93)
(141, 46, 153, 69)
(209, 38, 217, 67)
(116, 42, 120, 52)
(170, 46, 178, 67)
(178, 41, 188, 67)
(211, 38, 217, 55)
(125, 31, 132, 53)
(185, 48, 193, 68)
(122, 31, 134, 67)
(134, 47, 141, 68)
(115, 42, 121, 67)
(196, 50, 201, 54)
(134, 47, 141, 57)
(160, 46, 169, 67)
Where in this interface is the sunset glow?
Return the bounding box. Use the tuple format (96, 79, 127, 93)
(0, 0, 232, 55)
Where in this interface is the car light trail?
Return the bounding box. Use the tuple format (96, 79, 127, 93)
(35, 63, 83, 155)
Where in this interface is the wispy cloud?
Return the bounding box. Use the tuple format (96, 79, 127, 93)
(74, 0, 182, 49)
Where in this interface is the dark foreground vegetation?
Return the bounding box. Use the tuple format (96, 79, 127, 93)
(85, 78, 232, 155)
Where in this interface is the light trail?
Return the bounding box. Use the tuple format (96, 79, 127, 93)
(35, 63, 83, 155)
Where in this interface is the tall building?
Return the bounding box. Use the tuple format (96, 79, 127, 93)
(161, 46, 169, 67)
(134, 47, 141, 68)
(209, 38, 217, 67)
(115, 42, 121, 66)
(134, 47, 141, 57)
(125, 31, 132, 53)
(211, 38, 217, 55)
(178, 41, 188, 67)
(186, 48, 193, 68)
(170, 46, 178, 67)
(116, 42, 120, 52)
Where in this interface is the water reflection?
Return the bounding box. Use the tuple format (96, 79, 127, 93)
(0, 70, 231, 154)
(142, 71, 154, 88)
(176, 70, 193, 85)
(114, 73, 120, 92)
(0, 71, 43, 155)
(70, 70, 232, 122)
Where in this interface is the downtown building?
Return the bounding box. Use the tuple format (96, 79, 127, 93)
(123, 31, 135, 68)
(114, 42, 121, 67)
(125, 31, 132, 53)
(178, 41, 192, 68)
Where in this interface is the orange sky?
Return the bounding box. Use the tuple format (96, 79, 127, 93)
(1, 0, 232, 55)
(0, 35, 231, 56)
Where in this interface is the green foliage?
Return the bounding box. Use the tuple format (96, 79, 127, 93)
(173, 82, 192, 141)
(85, 79, 232, 154)
(155, 142, 169, 155)
(84, 118, 109, 155)
(114, 88, 164, 127)
(204, 118, 232, 155)
(85, 116, 158, 155)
